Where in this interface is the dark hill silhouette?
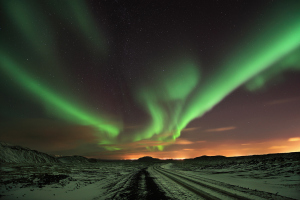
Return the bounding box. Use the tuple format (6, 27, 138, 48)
(57, 155, 91, 163)
(0, 141, 98, 164)
(137, 156, 160, 162)
(193, 155, 226, 161)
(0, 142, 59, 163)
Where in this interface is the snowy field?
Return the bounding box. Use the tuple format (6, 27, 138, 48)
(0, 162, 148, 200)
(168, 155, 300, 199)
(1, 153, 299, 199)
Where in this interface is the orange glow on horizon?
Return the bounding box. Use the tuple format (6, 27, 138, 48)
(117, 137, 300, 160)
(288, 137, 300, 142)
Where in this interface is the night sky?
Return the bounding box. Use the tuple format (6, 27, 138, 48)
(1, 0, 300, 159)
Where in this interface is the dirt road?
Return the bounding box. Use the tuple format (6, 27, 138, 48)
(102, 164, 297, 200)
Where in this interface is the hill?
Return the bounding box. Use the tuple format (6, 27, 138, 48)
(57, 155, 91, 163)
(137, 156, 160, 162)
(0, 142, 59, 163)
(193, 155, 226, 161)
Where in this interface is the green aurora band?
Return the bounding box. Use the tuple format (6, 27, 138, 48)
(176, 5, 300, 133)
(132, 3, 300, 150)
(133, 58, 200, 148)
(1, 1, 300, 151)
(0, 53, 120, 136)
(0, 0, 120, 138)
(2, 0, 106, 57)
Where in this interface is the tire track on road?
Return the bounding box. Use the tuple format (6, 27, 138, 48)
(153, 166, 261, 200)
(100, 167, 171, 200)
(162, 168, 296, 200)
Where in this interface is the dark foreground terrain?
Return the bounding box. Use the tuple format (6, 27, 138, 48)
(1, 143, 299, 199)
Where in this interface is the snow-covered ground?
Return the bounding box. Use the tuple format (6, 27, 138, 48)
(1, 159, 299, 200)
(0, 162, 147, 200)
(1, 142, 299, 200)
(168, 157, 300, 199)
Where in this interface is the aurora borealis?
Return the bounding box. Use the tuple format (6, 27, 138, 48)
(1, 0, 300, 159)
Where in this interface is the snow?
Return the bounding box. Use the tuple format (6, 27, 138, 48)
(161, 163, 173, 169)
(1, 142, 299, 199)
(0, 162, 148, 200)
(1, 181, 106, 200)
(195, 173, 300, 199)
(170, 157, 300, 199)
(0, 142, 59, 163)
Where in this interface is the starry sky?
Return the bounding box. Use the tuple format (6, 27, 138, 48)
(1, 0, 300, 159)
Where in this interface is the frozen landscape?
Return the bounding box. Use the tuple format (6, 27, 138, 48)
(1, 1, 300, 199)
(1, 142, 299, 200)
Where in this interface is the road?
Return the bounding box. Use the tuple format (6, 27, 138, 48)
(100, 164, 296, 200)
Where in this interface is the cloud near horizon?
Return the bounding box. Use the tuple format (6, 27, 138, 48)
(288, 137, 300, 142)
(205, 126, 236, 132)
(268, 97, 300, 105)
(268, 146, 288, 149)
